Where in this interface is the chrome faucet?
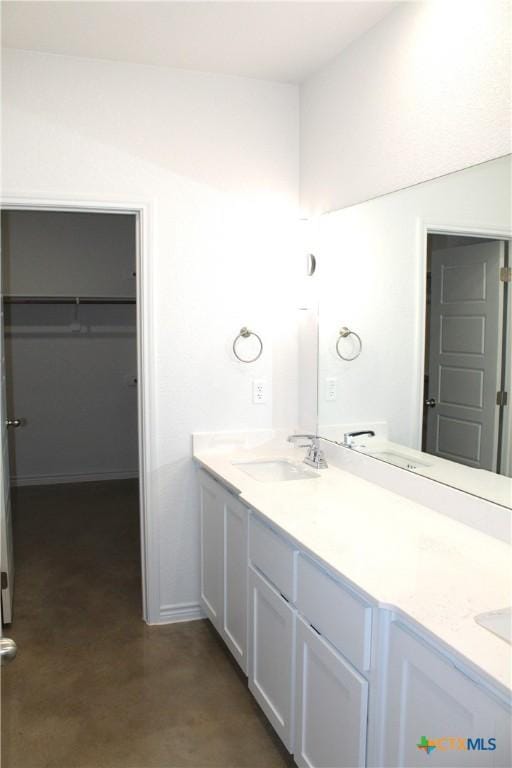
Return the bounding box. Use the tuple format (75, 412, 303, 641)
(342, 430, 375, 448)
(288, 434, 328, 469)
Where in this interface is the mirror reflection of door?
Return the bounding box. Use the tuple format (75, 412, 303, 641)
(423, 234, 510, 475)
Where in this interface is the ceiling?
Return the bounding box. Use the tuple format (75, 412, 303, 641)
(1, 1, 399, 84)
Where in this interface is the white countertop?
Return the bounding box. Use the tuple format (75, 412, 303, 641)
(193, 435, 512, 698)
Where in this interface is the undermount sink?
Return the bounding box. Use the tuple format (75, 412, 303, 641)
(233, 459, 319, 483)
(361, 449, 431, 471)
(475, 608, 512, 645)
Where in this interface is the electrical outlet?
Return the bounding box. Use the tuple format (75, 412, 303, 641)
(326, 377, 337, 401)
(252, 379, 266, 404)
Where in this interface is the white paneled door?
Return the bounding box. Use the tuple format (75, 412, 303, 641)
(1, 265, 14, 623)
(426, 241, 504, 470)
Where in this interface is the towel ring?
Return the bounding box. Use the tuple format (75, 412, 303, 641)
(336, 326, 362, 361)
(233, 327, 263, 363)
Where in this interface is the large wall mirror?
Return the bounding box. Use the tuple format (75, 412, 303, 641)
(315, 155, 511, 508)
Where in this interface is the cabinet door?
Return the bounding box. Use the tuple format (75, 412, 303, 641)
(382, 622, 511, 768)
(199, 472, 224, 632)
(295, 616, 368, 768)
(248, 565, 295, 751)
(223, 494, 248, 673)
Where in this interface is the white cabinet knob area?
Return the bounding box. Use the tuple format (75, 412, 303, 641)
(198, 468, 511, 768)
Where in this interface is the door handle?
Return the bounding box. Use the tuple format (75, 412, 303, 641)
(0, 637, 17, 665)
(425, 398, 437, 408)
(6, 419, 23, 428)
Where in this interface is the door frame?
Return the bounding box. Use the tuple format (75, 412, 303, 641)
(0, 196, 156, 623)
(414, 220, 512, 469)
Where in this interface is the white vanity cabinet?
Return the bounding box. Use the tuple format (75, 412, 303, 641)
(295, 615, 368, 768)
(249, 514, 297, 601)
(248, 514, 299, 750)
(198, 469, 249, 673)
(294, 554, 372, 768)
(223, 491, 249, 669)
(382, 621, 511, 768)
(296, 554, 372, 672)
(197, 466, 511, 768)
(199, 469, 224, 632)
(248, 565, 296, 751)
(248, 514, 373, 764)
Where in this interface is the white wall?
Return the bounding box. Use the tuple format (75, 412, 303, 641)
(300, 0, 512, 214)
(1, 49, 299, 622)
(3, 210, 138, 485)
(316, 156, 511, 449)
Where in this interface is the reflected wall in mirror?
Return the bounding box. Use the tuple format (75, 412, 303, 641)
(315, 155, 512, 508)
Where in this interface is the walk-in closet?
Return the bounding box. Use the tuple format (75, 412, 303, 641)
(1, 209, 141, 630)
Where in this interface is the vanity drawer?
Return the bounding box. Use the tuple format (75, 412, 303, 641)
(249, 515, 297, 602)
(296, 554, 372, 672)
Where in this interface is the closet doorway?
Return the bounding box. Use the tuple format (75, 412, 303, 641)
(1, 205, 149, 636)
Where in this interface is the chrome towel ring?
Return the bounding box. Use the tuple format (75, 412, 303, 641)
(336, 326, 362, 361)
(233, 327, 263, 363)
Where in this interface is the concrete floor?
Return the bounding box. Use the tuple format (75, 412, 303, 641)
(1, 480, 294, 768)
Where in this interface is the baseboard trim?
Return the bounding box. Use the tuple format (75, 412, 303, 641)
(10, 470, 139, 487)
(154, 602, 205, 625)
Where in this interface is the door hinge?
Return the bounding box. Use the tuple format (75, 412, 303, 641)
(499, 267, 512, 283)
(496, 391, 508, 406)
(1, 571, 7, 590)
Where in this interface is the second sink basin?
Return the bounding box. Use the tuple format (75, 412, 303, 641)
(361, 449, 431, 471)
(475, 608, 512, 645)
(233, 459, 319, 483)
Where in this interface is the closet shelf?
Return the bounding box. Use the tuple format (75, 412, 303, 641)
(4, 296, 136, 305)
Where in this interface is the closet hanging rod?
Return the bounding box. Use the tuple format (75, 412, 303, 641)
(4, 296, 136, 305)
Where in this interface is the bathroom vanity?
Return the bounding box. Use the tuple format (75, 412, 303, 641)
(194, 433, 511, 768)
